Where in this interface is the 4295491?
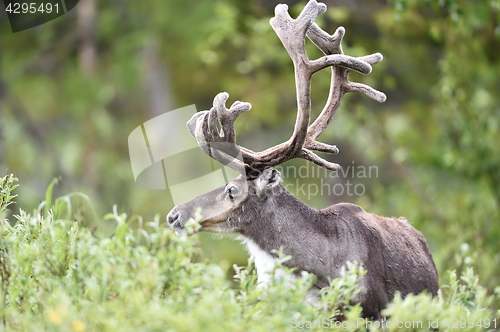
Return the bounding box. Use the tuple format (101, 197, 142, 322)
(431, 317, 497, 329)
(5, 2, 60, 14)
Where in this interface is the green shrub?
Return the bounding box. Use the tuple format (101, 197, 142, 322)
(0, 177, 498, 331)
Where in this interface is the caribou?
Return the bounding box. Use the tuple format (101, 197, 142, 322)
(167, 0, 439, 319)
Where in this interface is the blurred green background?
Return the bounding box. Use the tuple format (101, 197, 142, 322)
(0, 0, 499, 291)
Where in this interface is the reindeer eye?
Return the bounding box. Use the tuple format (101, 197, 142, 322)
(227, 186, 240, 199)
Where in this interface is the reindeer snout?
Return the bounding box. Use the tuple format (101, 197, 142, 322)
(167, 212, 180, 225)
(167, 208, 183, 230)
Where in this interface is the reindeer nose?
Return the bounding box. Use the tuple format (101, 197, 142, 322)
(167, 211, 181, 226)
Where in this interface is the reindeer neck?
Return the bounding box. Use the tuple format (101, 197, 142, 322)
(242, 184, 326, 255)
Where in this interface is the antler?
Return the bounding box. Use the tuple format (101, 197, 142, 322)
(187, 92, 251, 173)
(187, 0, 386, 177)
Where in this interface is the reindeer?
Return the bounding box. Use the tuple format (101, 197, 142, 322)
(167, 0, 439, 319)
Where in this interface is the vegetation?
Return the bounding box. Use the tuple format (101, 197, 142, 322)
(0, 177, 498, 331)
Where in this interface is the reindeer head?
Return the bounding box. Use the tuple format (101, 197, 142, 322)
(167, 168, 282, 234)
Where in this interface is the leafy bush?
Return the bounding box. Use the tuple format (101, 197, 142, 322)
(0, 177, 498, 331)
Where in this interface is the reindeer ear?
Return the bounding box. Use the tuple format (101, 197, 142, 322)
(255, 168, 282, 195)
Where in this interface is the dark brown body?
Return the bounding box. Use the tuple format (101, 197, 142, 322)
(248, 194, 439, 318)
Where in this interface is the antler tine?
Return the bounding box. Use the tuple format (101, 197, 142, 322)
(187, 93, 250, 173)
(307, 23, 344, 55)
(212, 92, 252, 144)
(300, 149, 341, 170)
(347, 82, 387, 103)
(304, 16, 386, 153)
